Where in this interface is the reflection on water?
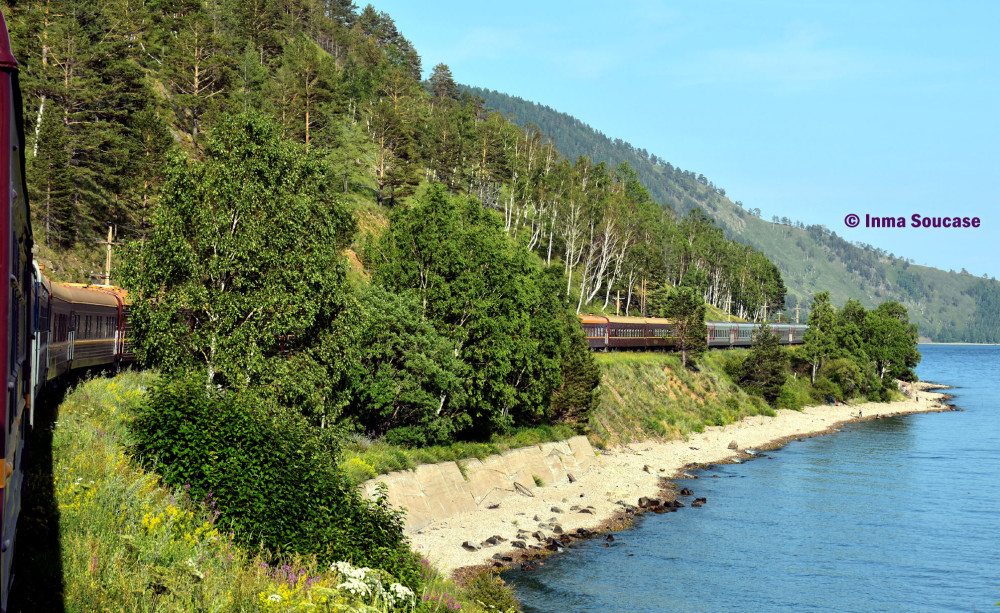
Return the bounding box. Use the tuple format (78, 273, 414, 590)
(505, 345, 1000, 612)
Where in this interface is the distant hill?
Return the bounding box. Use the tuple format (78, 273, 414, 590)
(465, 85, 1000, 343)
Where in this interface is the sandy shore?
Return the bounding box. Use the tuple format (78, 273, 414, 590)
(410, 382, 954, 576)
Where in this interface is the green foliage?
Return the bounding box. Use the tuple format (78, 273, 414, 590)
(121, 112, 355, 388)
(650, 285, 707, 368)
(373, 184, 592, 438)
(803, 291, 837, 383)
(775, 375, 814, 410)
(864, 301, 920, 381)
(130, 370, 420, 586)
(301, 284, 468, 441)
(461, 572, 520, 612)
(738, 323, 788, 404)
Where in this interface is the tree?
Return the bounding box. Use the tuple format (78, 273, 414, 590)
(803, 291, 837, 383)
(306, 285, 469, 442)
(271, 35, 340, 147)
(122, 112, 355, 388)
(372, 184, 590, 438)
(27, 102, 73, 245)
(651, 285, 706, 368)
(428, 62, 458, 103)
(836, 299, 867, 361)
(863, 302, 920, 381)
(739, 323, 787, 404)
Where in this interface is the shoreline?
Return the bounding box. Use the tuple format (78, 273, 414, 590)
(406, 382, 956, 579)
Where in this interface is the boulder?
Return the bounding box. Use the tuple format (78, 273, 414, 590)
(550, 506, 564, 513)
(462, 541, 480, 551)
(692, 497, 707, 507)
(511, 540, 527, 549)
(728, 440, 739, 450)
(679, 488, 693, 496)
(638, 496, 661, 508)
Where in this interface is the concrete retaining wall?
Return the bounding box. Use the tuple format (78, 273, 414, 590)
(362, 435, 597, 531)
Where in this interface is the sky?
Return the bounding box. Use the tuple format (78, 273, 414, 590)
(369, 0, 1000, 278)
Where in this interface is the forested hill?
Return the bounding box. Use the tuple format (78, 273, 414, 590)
(465, 85, 1000, 343)
(5, 0, 788, 324)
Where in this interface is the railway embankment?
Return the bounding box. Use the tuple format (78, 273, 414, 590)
(363, 353, 954, 576)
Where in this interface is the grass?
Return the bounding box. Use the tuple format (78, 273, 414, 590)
(588, 350, 775, 447)
(341, 424, 578, 480)
(34, 372, 516, 612)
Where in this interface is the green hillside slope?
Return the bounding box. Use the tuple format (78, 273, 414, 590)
(466, 85, 1000, 342)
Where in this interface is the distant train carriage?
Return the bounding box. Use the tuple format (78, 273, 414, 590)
(580, 315, 806, 351)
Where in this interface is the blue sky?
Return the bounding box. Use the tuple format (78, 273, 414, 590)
(369, 1, 999, 277)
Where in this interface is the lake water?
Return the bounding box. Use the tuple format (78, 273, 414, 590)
(505, 344, 1000, 612)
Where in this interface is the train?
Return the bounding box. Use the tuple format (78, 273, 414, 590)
(579, 315, 807, 350)
(0, 12, 133, 610)
(0, 9, 811, 608)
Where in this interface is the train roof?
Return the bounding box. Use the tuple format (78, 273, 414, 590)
(577, 314, 676, 325)
(50, 282, 125, 308)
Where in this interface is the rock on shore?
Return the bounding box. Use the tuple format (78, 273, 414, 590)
(396, 382, 952, 575)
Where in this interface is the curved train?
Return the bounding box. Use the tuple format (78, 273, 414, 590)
(579, 315, 806, 350)
(0, 12, 133, 610)
(0, 9, 809, 609)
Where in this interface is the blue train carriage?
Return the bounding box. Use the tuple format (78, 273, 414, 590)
(0, 10, 29, 608)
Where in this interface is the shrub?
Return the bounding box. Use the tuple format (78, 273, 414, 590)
(462, 572, 520, 612)
(130, 371, 420, 586)
(775, 376, 812, 410)
(811, 377, 842, 403)
(343, 457, 378, 485)
(823, 358, 864, 399)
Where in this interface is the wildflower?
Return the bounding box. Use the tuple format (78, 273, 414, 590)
(388, 582, 415, 606)
(268, 594, 281, 603)
(337, 577, 370, 597)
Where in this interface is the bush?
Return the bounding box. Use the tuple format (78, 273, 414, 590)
(775, 376, 812, 410)
(823, 358, 864, 399)
(130, 371, 420, 586)
(342, 457, 378, 485)
(811, 376, 843, 403)
(462, 572, 520, 612)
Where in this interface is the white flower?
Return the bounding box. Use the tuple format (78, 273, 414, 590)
(337, 577, 371, 596)
(387, 583, 414, 605)
(267, 594, 281, 603)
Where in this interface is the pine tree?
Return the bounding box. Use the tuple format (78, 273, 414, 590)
(739, 323, 787, 404)
(428, 62, 458, 103)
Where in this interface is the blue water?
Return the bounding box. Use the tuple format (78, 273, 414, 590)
(505, 345, 1000, 612)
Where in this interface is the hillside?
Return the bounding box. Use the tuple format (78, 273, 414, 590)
(465, 86, 1000, 342)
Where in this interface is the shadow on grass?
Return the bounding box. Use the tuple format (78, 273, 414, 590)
(8, 368, 103, 613)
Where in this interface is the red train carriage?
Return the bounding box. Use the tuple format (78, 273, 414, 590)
(579, 315, 678, 350)
(0, 12, 30, 608)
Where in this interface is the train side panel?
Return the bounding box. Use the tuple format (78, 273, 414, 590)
(0, 21, 29, 608)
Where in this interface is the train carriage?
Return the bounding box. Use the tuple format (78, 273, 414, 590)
(582, 314, 805, 352)
(0, 16, 30, 608)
